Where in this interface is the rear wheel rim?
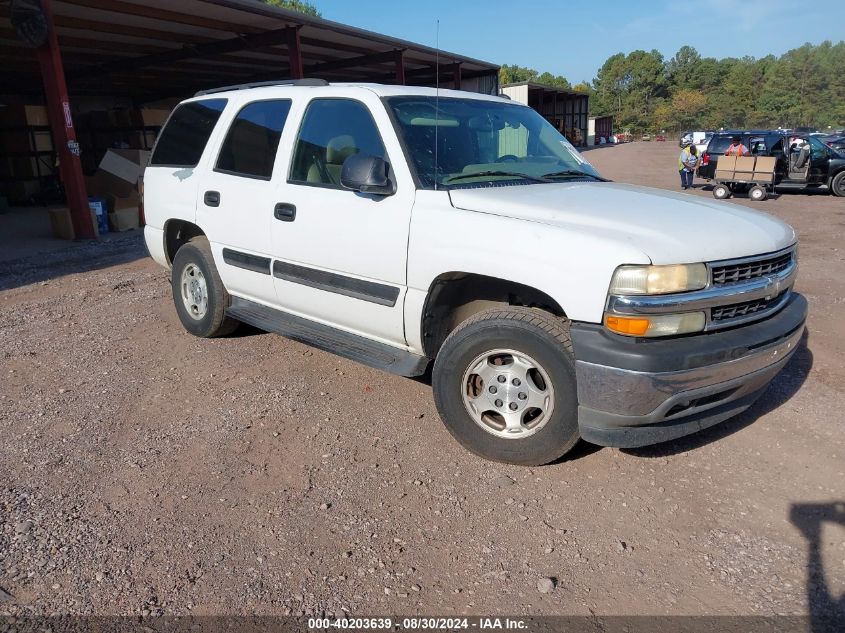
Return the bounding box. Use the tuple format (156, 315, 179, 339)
(180, 263, 208, 320)
(461, 348, 555, 439)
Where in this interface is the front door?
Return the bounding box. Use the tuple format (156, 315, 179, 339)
(197, 99, 293, 305)
(269, 96, 416, 347)
(807, 136, 834, 184)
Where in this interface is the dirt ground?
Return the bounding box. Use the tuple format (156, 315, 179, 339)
(1, 141, 844, 621)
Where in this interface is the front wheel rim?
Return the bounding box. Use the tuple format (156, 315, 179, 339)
(180, 263, 208, 320)
(460, 348, 555, 439)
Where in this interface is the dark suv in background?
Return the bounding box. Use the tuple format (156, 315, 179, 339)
(698, 130, 845, 196)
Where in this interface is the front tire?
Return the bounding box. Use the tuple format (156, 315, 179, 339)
(171, 237, 238, 338)
(832, 171, 845, 197)
(432, 307, 580, 466)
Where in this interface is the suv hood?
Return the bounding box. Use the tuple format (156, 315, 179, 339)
(448, 182, 796, 264)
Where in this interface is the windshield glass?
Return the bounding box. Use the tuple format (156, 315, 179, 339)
(384, 96, 601, 189)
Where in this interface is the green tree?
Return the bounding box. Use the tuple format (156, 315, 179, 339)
(572, 81, 593, 94)
(666, 45, 701, 89)
(499, 64, 539, 85)
(262, 0, 321, 17)
(671, 89, 707, 130)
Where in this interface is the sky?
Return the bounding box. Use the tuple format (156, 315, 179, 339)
(316, 0, 845, 83)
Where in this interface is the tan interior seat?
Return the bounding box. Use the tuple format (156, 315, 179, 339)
(306, 134, 358, 185)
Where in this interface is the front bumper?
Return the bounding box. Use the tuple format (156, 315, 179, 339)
(571, 293, 807, 448)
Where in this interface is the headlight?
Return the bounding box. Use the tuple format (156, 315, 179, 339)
(609, 263, 708, 295)
(605, 312, 706, 337)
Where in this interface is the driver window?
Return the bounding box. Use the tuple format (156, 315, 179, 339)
(808, 136, 829, 159)
(289, 99, 387, 188)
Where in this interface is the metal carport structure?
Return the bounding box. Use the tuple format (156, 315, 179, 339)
(1, 0, 500, 237)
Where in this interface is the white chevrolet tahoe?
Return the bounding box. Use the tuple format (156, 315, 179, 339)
(143, 80, 807, 465)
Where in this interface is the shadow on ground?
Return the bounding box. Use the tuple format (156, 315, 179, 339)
(790, 501, 845, 632)
(0, 233, 146, 292)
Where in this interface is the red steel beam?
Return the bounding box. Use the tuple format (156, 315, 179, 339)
(35, 0, 96, 239)
(286, 26, 303, 79)
(395, 49, 405, 84)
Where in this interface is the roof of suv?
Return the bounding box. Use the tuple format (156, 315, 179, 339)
(187, 81, 511, 104)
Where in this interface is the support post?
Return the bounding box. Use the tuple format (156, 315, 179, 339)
(452, 62, 461, 90)
(286, 26, 304, 79)
(34, 0, 96, 239)
(394, 49, 405, 85)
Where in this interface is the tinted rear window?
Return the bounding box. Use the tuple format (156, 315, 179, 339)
(215, 100, 292, 179)
(150, 99, 227, 167)
(707, 136, 735, 154)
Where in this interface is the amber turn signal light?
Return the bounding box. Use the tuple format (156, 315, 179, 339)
(605, 315, 650, 336)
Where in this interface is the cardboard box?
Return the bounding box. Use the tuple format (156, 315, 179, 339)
(33, 131, 53, 152)
(715, 155, 737, 171)
(98, 148, 150, 186)
(85, 149, 149, 198)
(49, 208, 75, 240)
(734, 157, 756, 172)
(109, 207, 140, 232)
(106, 191, 140, 212)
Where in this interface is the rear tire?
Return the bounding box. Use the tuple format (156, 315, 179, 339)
(832, 171, 845, 197)
(432, 307, 580, 466)
(749, 185, 767, 201)
(713, 184, 730, 199)
(171, 237, 239, 338)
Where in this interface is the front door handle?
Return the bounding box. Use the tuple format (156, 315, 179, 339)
(204, 190, 220, 207)
(274, 203, 296, 222)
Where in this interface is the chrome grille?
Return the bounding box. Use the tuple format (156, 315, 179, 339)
(711, 292, 786, 321)
(711, 251, 793, 285)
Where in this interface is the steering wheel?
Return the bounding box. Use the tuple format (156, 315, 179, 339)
(496, 154, 519, 163)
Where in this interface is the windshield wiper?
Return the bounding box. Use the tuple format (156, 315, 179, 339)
(542, 169, 608, 181)
(445, 171, 550, 184)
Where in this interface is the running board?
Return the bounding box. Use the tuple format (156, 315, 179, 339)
(227, 296, 429, 377)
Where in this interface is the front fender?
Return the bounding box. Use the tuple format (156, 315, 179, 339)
(404, 191, 650, 352)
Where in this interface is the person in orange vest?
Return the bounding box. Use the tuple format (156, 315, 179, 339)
(724, 136, 749, 156)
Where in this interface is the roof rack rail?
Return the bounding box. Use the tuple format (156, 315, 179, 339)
(195, 78, 329, 96)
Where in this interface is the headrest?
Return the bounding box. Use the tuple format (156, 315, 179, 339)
(326, 135, 357, 164)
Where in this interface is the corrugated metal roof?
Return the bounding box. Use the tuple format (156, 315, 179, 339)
(1, 0, 499, 101)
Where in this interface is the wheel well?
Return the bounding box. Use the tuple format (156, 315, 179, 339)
(164, 219, 205, 265)
(421, 273, 566, 358)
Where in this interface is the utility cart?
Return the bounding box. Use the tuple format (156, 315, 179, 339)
(711, 155, 777, 201)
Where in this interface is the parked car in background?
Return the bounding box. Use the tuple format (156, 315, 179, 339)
(680, 130, 714, 154)
(822, 135, 845, 152)
(143, 80, 807, 465)
(698, 130, 845, 196)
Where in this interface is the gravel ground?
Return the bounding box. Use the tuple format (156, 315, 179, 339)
(1, 142, 844, 621)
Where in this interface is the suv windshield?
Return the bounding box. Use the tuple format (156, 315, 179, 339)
(385, 96, 602, 189)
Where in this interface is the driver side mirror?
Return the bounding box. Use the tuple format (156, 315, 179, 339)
(340, 154, 395, 196)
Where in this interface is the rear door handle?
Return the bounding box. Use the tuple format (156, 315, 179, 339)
(204, 190, 220, 207)
(274, 203, 296, 222)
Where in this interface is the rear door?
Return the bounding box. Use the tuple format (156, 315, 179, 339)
(197, 99, 293, 305)
(144, 98, 227, 231)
